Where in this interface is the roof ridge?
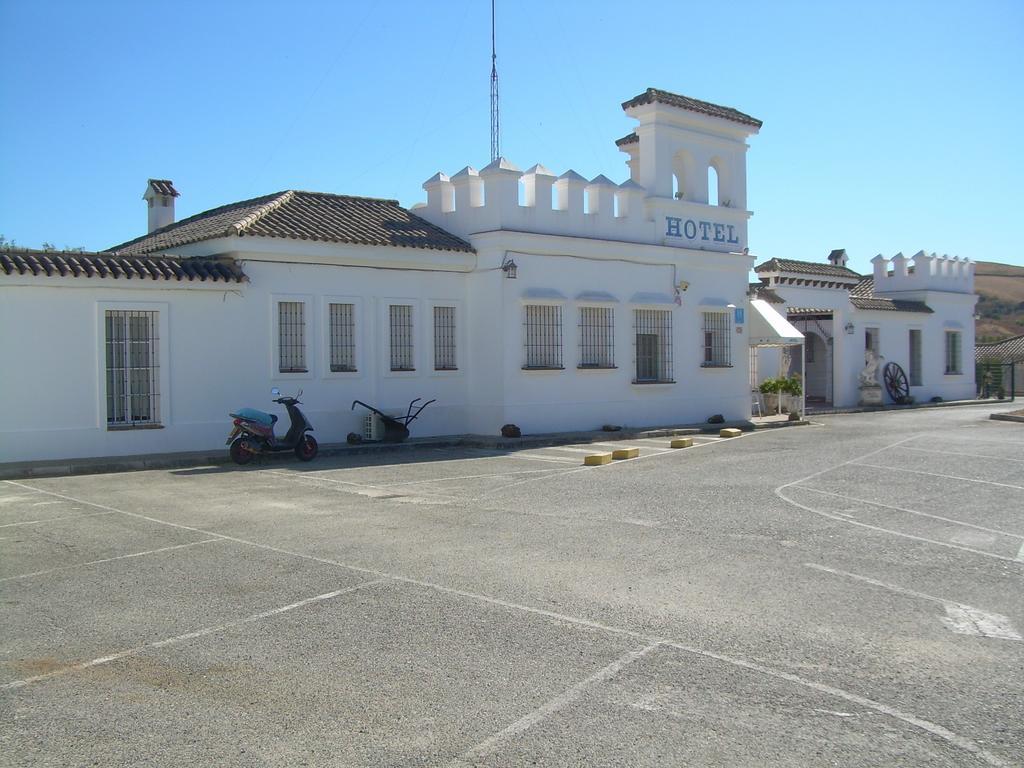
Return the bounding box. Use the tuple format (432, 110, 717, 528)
(231, 190, 295, 236)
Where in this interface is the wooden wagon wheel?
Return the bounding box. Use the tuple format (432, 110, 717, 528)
(883, 362, 910, 402)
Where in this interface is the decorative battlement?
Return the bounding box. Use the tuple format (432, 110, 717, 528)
(871, 251, 974, 294)
(416, 88, 761, 253)
(416, 156, 750, 253)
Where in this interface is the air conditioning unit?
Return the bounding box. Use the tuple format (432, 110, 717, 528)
(363, 413, 384, 441)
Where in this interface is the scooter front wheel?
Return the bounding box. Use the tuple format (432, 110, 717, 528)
(295, 434, 318, 462)
(230, 437, 257, 465)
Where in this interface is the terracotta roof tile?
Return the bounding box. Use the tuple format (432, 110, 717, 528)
(849, 276, 933, 313)
(748, 282, 785, 304)
(615, 132, 639, 147)
(622, 88, 762, 128)
(754, 257, 862, 279)
(976, 334, 1024, 362)
(0, 248, 246, 283)
(110, 190, 474, 256)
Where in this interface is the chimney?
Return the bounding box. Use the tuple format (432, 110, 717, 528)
(827, 248, 848, 268)
(144, 179, 179, 233)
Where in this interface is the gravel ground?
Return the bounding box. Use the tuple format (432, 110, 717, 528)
(1, 402, 1022, 766)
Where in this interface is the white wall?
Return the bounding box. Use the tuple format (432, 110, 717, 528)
(0, 249, 471, 463)
(468, 231, 753, 434)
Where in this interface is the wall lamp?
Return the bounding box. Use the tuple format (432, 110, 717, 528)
(501, 257, 518, 279)
(844, 321, 855, 335)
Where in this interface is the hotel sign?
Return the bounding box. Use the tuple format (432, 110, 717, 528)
(665, 216, 740, 247)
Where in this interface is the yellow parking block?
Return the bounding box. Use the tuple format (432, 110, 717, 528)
(719, 428, 742, 438)
(584, 453, 613, 466)
(612, 447, 640, 460)
(670, 437, 694, 449)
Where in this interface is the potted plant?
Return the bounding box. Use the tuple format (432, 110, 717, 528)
(758, 377, 783, 413)
(780, 375, 803, 414)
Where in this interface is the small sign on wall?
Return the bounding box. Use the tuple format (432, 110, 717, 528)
(734, 307, 745, 324)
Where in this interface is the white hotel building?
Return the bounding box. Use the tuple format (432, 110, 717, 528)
(0, 88, 976, 463)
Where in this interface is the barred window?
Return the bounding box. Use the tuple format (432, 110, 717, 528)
(909, 329, 922, 386)
(329, 303, 356, 372)
(278, 301, 306, 373)
(434, 306, 457, 370)
(701, 311, 731, 367)
(390, 304, 415, 371)
(105, 310, 160, 427)
(523, 305, 563, 369)
(634, 309, 673, 383)
(578, 307, 614, 368)
(945, 331, 962, 374)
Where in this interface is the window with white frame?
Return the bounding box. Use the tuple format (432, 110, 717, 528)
(105, 310, 160, 427)
(278, 301, 307, 373)
(634, 308, 673, 383)
(945, 331, 962, 374)
(328, 303, 356, 372)
(701, 311, 731, 367)
(389, 304, 415, 371)
(909, 329, 922, 386)
(578, 306, 614, 368)
(523, 305, 563, 369)
(433, 305, 457, 371)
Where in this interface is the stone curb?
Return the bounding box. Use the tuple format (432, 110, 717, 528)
(805, 398, 1008, 416)
(0, 419, 807, 481)
(989, 413, 1024, 424)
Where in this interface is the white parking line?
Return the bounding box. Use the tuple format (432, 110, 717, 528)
(0, 510, 116, 529)
(793, 486, 1023, 540)
(659, 640, 1009, 767)
(1, 579, 388, 691)
(385, 468, 563, 487)
(0, 538, 225, 583)
(501, 452, 578, 464)
(806, 564, 1021, 642)
(1, 480, 1007, 766)
(779, 487, 1018, 563)
(902, 446, 1024, 463)
(451, 642, 661, 765)
(852, 462, 1024, 491)
(775, 435, 1022, 564)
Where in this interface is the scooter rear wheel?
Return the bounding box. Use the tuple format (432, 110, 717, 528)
(230, 437, 256, 465)
(295, 434, 319, 462)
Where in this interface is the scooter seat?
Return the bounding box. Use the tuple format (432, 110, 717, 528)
(231, 408, 277, 426)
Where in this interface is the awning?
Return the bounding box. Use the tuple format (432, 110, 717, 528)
(749, 299, 804, 347)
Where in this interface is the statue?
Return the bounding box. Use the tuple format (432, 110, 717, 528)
(857, 349, 882, 387)
(858, 349, 884, 405)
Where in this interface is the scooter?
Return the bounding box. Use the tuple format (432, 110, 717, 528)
(227, 388, 318, 465)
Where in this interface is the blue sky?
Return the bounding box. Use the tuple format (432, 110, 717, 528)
(1, 0, 1021, 274)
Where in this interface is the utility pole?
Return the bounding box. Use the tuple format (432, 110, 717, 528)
(490, 0, 500, 162)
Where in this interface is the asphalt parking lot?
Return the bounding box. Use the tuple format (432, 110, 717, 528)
(2, 404, 1022, 767)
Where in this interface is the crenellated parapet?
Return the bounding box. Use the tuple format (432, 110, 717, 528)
(416, 156, 750, 253)
(871, 251, 974, 294)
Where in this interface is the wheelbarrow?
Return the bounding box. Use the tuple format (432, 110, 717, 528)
(347, 398, 436, 444)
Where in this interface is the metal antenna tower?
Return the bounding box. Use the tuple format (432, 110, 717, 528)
(490, 0, 500, 161)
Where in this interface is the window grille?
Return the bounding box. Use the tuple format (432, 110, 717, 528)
(634, 309, 673, 383)
(105, 310, 160, 426)
(701, 311, 731, 367)
(945, 331, 962, 374)
(433, 305, 457, 370)
(327, 303, 356, 372)
(865, 327, 880, 355)
(909, 329, 922, 385)
(578, 307, 614, 368)
(523, 305, 563, 369)
(278, 301, 306, 373)
(390, 304, 415, 371)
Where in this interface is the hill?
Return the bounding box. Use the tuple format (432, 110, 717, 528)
(974, 261, 1024, 341)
